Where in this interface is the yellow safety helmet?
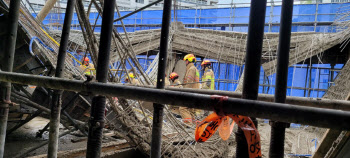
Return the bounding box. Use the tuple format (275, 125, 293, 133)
(183, 54, 196, 63)
(128, 73, 135, 79)
(125, 73, 135, 81)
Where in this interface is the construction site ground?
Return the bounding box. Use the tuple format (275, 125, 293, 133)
(4, 116, 325, 157)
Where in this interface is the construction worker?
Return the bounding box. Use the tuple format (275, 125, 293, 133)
(201, 60, 215, 90)
(181, 54, 201, 125)
(125, 73, 140, 85)
(169, 72, 182, 117)
(79, 57, 95, 76)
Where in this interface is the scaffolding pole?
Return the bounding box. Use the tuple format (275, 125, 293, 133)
(0, 0, 20, 157)
(86, 0, 115, 157)
(236, 0, 267, 157)
(150, 0, 172, 156)
(269, 0, 294, 157)
(47, 0, 76, 157)
(163, 87, 350, 111)
(36, 0, 58, 22)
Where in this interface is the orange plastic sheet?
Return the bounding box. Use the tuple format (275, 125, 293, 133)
(195, 112, 261, 158)
(219, 116, 235, 140)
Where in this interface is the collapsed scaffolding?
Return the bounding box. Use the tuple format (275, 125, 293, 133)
(0, 0, 350, 157)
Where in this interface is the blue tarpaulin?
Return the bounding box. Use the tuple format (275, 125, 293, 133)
(37, 3, 350, 33)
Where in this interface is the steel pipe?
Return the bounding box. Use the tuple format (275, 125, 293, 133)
(269, 1, 294, 157)
(163, 87, 350, 111)
(0, 0, 20, 157)
(47, 0, 76, 157)
(86, 0, 115, 157)
(238, 0, 267, 157)
(0, 72, 350, 130)
(150, 0, 172, 156)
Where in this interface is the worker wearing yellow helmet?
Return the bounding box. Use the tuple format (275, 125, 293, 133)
(79, 57, 95, 76)
(183, 54, 200, 89)
(181, 54, 201, 125)
(201, 60, 215, 90)
(125, 73, 140, 85)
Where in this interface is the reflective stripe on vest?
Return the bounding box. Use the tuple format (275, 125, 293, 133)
(203, 75, 215, 90)
(82, 66, 91, 75)
(203, 70, 215, 90)
(195, 70, 200, 82)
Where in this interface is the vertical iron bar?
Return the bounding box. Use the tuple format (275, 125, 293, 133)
(308, 63, 312, 97)
(218, 62, 221, 89)
(150, 0, 172, 157)
(269, 0, 294, 157)
(303, 64, 309, 97)
(314, 0, 319, 32)
(263, 72, 266, 93)
(86, 0, 115, 157)
(236, 0, 267, 157)
(330, 63, 335, 88)
(317, 68, 321, 97)
(47, 0, 76, 157)
(0, 0, 20, 157)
